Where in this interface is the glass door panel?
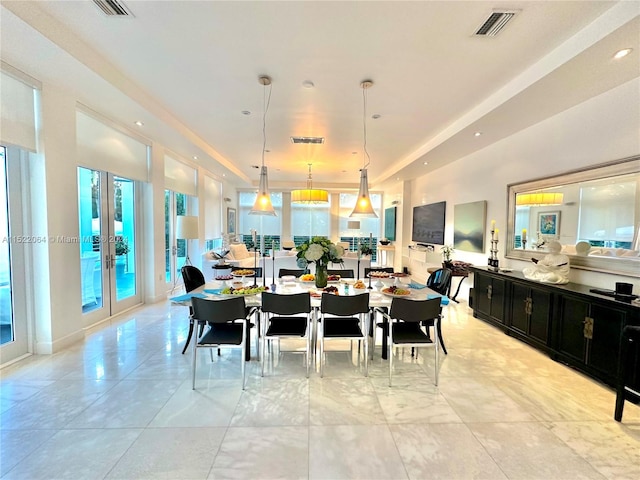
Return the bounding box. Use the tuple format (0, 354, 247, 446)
(78, 168, 103, 314)
(0, 148, 13, 345)
(113, 177, 136, 302)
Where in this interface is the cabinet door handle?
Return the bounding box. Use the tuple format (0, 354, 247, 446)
(583, 316, 594, 340)
(487, 285, 492, 299)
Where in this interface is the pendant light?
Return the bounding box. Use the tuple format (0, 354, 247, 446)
(350, 80, 378, 218)
(249, 75, 276, 216)
(291, 164, 329, 204)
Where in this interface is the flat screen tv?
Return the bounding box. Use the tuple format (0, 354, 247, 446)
(412, 201, 446, 245)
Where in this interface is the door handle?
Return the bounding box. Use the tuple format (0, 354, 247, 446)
(110, 254, 116, 269)
(583, 316, 594, 340)
(105, 254, 111, 270)
(487, 285, 492, 299)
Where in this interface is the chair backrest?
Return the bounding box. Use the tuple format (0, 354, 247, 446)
(364, 267, 394, 278)
(426, 268, 452, 296)
(181, 265, 205, 293)
(261, 292, 311, 315)
(390, 297, 441, 323)
(321, 292, 369, 315)
(278, 268, 306, 278)
(231, 266, 263, 277)
(327, 269, 355, 278)
(191, 296, 247, 323)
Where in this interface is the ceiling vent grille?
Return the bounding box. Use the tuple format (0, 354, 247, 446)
(93, 0, 132, 16)
(290, 136, 325, 144)
(475, 10, 518, 36)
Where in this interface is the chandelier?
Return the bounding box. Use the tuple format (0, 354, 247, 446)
(291, 164, 329, 204)
(249, 75, 276, 216)
(516, 192, 564, 206)
(350, 80, 378, 218)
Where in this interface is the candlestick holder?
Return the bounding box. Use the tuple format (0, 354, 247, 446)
(522, 239, 527, 250)
(488, 228, 499, 272)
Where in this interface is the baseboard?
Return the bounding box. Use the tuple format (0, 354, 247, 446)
(36, 329, 84, 354)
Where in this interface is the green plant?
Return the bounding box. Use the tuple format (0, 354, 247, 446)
(296, 236, 344, 268)
(115, 238, 129, 256)
(359, 244, 373, 256)
(441, 244, 454, 262)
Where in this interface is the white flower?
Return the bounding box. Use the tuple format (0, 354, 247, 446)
(330, 244, 344, 259)
(305, 243, 324, 262)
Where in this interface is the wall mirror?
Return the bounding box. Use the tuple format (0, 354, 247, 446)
(506, 155, 639, 277)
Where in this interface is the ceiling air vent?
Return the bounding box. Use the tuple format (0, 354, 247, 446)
(475, 10, 518, 36)
(93, 0, 132, 16)
(290, 136, 325, 144)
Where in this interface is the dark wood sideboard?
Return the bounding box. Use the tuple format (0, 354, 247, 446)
(470, 266, 640, 398)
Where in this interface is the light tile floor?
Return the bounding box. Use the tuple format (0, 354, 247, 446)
(1, 299, 639, 479)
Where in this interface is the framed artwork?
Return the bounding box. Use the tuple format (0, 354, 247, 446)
(453, 200, 486, 253)
(227, 207, 236, 234)
(384, 206, 396, 241)
(538, 211, 560, 237)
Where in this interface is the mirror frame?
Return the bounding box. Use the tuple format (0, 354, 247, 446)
(506, 155, 640, 277)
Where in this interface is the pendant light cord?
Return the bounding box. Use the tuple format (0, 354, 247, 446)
(262, 82, 272, 168)
(362, 86, 371, 169)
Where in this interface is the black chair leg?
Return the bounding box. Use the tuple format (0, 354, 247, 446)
(436, 320, 448, 355)
(182, 320, 194, 354)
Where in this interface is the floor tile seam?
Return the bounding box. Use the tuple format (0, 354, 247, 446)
(542, 420, 615, 479)
(94, 429, 146, 480)
(461, 421, 512, 480)
(206, 424, 230, 479)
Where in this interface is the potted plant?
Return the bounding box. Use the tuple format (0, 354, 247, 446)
(441, 244, 454, 269)
(115, 238, 129, 276)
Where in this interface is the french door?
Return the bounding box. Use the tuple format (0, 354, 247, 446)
(165, 190, 188, 288)
(0, 146, 29, 364)
(78, 167, 141, 325)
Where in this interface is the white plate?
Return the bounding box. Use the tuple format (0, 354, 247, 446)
(381, 289, 412, 298)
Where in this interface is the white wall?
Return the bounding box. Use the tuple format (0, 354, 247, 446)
(405, 78, 640, 291)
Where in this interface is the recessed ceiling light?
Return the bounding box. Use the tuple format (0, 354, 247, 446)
(613, 48, 633, 59)
(372, 114, 381, 119)
(396, 177, 400, 181)
(265, 149, 270, 153)
(134, 120, 143, 126)
(423, 162, 428, 165)
(302, 80, 315, 88)
(474, 131, 482, 137)
(193, 155, 198, 160)
(222, 173, 226, 177)
(241, 110, 251, 115)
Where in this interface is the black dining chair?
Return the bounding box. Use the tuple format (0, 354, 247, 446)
(379, 297, 442, 386)
(426, 268, 452, 297)
(278, 268, 306, 278)
(190, 296, 256, 390)
(615, 325, 640, 421)
(260, 292, 313, 377)
(327, 269, 355, 278)
(181, 265, 206, 354)
(319, 293, 370, 377)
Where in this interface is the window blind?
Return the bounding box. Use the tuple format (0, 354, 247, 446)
(0, 69, 38, 152)
(164, 154, 197, 197)
(76, 110, 149, 182)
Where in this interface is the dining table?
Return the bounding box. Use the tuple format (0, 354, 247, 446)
(170, 275, 449, 361)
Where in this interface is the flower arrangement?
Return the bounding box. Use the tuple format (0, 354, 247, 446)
(296, 236, 344, 268)
(441, 244, 454, 262)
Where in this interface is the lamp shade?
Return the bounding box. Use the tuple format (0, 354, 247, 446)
(349, 168, 378, 218)
(249, 166, 277, 216)
(291, 188, 329, 204)
(516, 192, 564, 206)
(176, 215, 199, 239)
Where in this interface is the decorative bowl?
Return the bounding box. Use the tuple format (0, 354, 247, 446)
(379, 240, 390, 245)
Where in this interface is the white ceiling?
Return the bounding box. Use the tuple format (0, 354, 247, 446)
(1, 1, 638, 191)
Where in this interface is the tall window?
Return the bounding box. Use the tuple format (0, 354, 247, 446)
(291, 198, 331, 246)
(338, 193, 382, 261)
(239, 192, 282, 251)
